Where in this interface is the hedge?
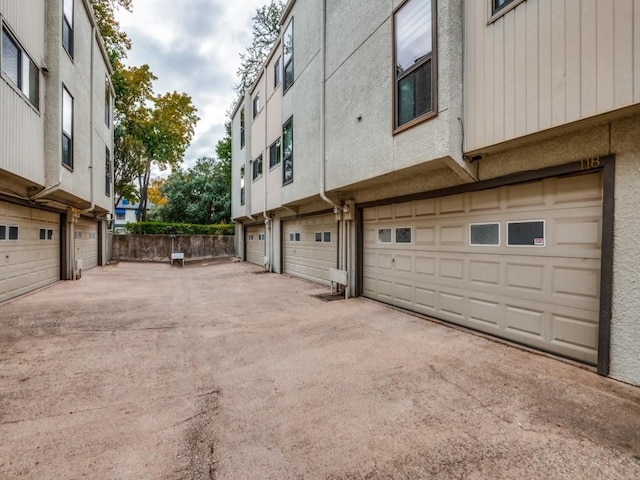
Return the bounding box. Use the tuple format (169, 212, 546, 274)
(125, 222, 235, 235)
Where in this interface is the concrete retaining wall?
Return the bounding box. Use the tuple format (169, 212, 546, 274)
(112, 235, 236, 262)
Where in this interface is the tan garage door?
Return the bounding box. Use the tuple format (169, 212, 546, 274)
(363, 172, 603, 364)
(0, 202, 60, 303)
(76, 218, 98, 271)
(245, 225, 265, 266)
(283, 213, 337, 286)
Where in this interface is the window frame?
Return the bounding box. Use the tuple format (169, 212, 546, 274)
(269, 137, 281, 169)
(1, 23, 40, 111)
(8, 226, 19, 240)
(105, 147, 111, 197)
(282, 19, 294, 92)
(62, 86, 74, 169)
(252, 154, 263, 181)
(274, 56, 281, 88)
(252, 92, 260, 119)
(488, 0, 526, 24)
(115, 212, 125, 221)
(0, 225, 6, 240)
(62, 0, 74, 58)
(282, 116, 293, 185)
(240, 108, 245, 148)
(506, 219, 546, 247)
(104, 75, 111, 127)
(469, 222, 501, 247)
(392, 0, 438, 133)
(240, 166, 245, 206)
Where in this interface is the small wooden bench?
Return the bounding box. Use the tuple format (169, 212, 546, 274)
(170, 252, 185, 266)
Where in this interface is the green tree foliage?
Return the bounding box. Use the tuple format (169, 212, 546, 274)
(234, 0, 285, 97)
(90, 0, 133, 62)
(125, 222, 234, 235)
(153, 156, 231, 225)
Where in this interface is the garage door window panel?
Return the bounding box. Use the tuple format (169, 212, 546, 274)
(395, 227, 413, 244)
(0, 225, 5, 240)
(470, 222, 500, 246)
(507, 220, 545, 247)
(378, 228, 392, 243)
(8, 226, 19, 240)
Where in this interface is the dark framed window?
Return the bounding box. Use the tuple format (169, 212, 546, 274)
(274, 56, 281, 87)
(240, 166, 245, 205)
(283, 19, 294, 91)
(62, 0, 74, 57)
(395, 227, 413, 244)
(269, 138, 281, 168)
(252, 155, 263, 180)
(252, 93, 260, 118)
(493, 0, 517, 14)
(0, 226, 5, 240)
(39, 229, 46, 240)
(393, 0, 436, 130)
(105, 76, 111, 127)
(105, 147, 111, 196)
(48, 229, 53, 240)
(507, 220, 545, 247)
(240, 108, 245, 148)
(1, 25, 40, 109)
(282, 117, 293, 185)
(8, 226, 19, 240)
(62, 87, 73, 168)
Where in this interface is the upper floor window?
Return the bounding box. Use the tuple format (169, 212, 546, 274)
(105, 147, 111, 196)
(283, 19, 294, 91)
(240, 108, 245, 148)
(269, 138, 281, 168)
(105, 76, 111, 127)
(282, 117, 293, 185)
(393, 0, 436, 130)
(252, 93, 260, 118)
(252, 155, 263, 180)
(1, 25, 40, 110)
(489, 0, 525, 21)
(63, 0, 74, 58)
(274, 56, 281, 88)
(62, 87, 74, 168)
(240, 166, 245, 205)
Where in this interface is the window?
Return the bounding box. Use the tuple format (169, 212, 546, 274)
(48, 230, 53, 240)
(315, 232, 332, 243)
(395, 227, 413, 244)
(252, 93, 260, 118)
(282, 117, 293, 185)
(105, 76, 111, 127)
(40, 229, 46, 240)
(507, 220, 545, 247)
(258, 234, 265, 241)
(274, 56, 281, 87)
(378, 228, 392, 243)
(252, 155, 263, 180)
(248, 234, 254, 241)
(289, 232, 301, 242)
(240, 108, 245, 148)
(0, 226, 5, 240)
(470, 223, 500, 246)
(9, 226, 19, 240)
(62, 0, 74, 57)
(240, 166, 245, 205)
(115, 212, 125, 221)
(283, 19, 294, 91)
(62, 87, 73, 168)
(394, 0, 436, 129)
(269, 138, 281, 168)
(105, 147, 111, 196)
(1, 25, 40, 109)
(492, 0, 519, 14)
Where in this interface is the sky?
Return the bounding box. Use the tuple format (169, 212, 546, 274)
(116, 0, 269, 171)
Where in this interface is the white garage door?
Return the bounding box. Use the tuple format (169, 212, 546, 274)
(245, 225, 265, 266)
(76, 218, 98, 271)
(283, 214, 337, 286)
(0, 202, 60, 303)
(363, 172, 603, 364)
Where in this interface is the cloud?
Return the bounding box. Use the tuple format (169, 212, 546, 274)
(117, 0, 267, 171)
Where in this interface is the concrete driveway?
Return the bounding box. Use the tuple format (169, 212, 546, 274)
(1, 261, 639, 479)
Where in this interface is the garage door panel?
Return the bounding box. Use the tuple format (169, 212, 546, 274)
(245, 225, 265, 266)
(362, 172, 602, 365)
(76, 219, 98, 271)
(283, 214, 336, 285)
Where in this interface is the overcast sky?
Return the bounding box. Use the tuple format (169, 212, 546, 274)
(117, 0, 269, 171)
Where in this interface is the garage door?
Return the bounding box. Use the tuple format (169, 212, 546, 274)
(363, 172, 603, 364)
(283, 213, 337, 285)
(245, 225, 265, 266)
(76, 218, 98, 271)
(0, 202, 60, 303)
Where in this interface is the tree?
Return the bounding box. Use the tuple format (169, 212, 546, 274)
(90, 0, 133, 62)
(234, 0, 285, 96)
(147, 178, 167, 207)
(155, 157, 231, 225)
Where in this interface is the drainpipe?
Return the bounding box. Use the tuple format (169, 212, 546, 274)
(30, 168, 64, 200)
(79, 23, 96, 216)
(263, 64, 271, 272)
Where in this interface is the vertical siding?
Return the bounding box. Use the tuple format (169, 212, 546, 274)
(464, 0, 640, 152)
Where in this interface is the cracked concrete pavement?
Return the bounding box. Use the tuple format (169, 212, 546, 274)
(1, 260, 639, 479)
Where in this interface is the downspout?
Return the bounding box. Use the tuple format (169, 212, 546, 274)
(30, 169, 64, 200)
(79, 23, 96, 216)
(263, 65, 271, 272)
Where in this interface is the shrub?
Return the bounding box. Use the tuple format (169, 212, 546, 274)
(125, 222, 235, 236)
